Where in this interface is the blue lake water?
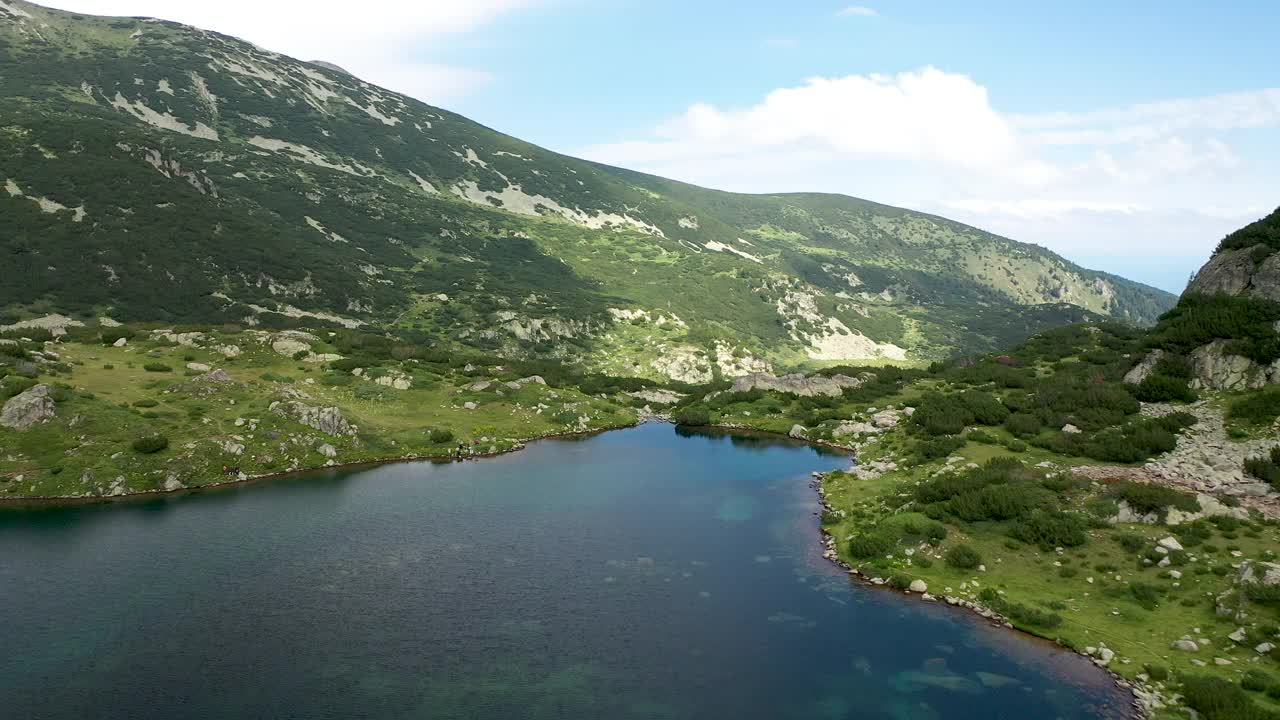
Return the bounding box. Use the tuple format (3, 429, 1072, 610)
(0, 424, 1131, 719)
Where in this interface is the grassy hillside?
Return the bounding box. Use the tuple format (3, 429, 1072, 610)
(0, 0, 1173, 378)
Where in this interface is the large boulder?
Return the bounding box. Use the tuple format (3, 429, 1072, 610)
(1123, 350, 1166, 385)
(273, 401, 357, 437)
(1, 384, 56, 430)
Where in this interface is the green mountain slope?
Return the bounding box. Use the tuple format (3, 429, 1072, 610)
(0, 0, 1174, 379)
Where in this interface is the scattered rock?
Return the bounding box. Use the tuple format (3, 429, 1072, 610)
(1171, 639, 1199, 652)
(909, 579, 928, 593)
(789, 424, 808, 439)
(113, 337, 128, 347)
(1157, 536, 1184, 552)
(186, 362, 211, 372)
(317, 443, 337, 459)
(1061, 424, 1082, 434)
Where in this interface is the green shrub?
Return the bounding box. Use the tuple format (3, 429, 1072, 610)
(849, 533, 894, 559)
(428, 428, 455, 444)
(1003, 438, 1028, 452)
(142, 363, 171, 373)
(100, 327, 135, 345)
(1230, 389, 1280, 425)
(1132, 373, 1198, 403)
(1108, 481, 1200, 516)
(1242, 670, 1275, 693)
(132, 399, 159, 408)
(910, 436, 966, 463)
(131, 435, 169, 454)
(977, 588, 1063, 629)
(1129, 581, 1164, 610)
(1058, 566, 1078, 578)
(673, 407, 711, 427)
(1009, 509, 1089, 549)
(1180, 675, 1280, 720)
(1244, 449, 1280, 488)
(1144, 664, 1169, 682)
(945, 544, 983, 570)
(887, 574, 913, 591)
(914, 556, 933, 568)
(1004, 413, 1042, 437)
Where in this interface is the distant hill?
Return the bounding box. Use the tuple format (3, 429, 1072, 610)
(0, 0, 1175, 380)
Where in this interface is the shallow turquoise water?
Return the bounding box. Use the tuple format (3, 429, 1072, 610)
(0, 424, 1131, 719)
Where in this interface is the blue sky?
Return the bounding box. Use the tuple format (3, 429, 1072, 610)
(44, 1, 1280, 293)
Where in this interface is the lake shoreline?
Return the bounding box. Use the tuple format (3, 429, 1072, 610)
(808, 473, 1148, 720)
(0, 420, 647, 508)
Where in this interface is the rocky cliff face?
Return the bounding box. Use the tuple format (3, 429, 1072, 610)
(1165, 209, 1280, 391)
(1185, 245, 1280, 300)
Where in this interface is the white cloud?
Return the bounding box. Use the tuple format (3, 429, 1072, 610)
(837, 6, 878, 17)
(1013, 88, 1280, 146)
(587, 68, 1058, 185)
(37, 0, 541, 102)
(579, 69, 1280, 293)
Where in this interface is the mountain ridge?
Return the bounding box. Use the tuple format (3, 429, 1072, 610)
(0, 0, 1174, 381)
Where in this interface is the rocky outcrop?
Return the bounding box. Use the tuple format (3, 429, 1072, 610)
(1188, 340, 1278, 391)
(199, 369, 233, 383)
(272, 401, 356, 437)
(628, 389, 684, 405)
(1, 384, 56, 430)
(1185, 245, 1280, 301)
(1123, 350, 1166, 385)
(730, 372, 870, 398)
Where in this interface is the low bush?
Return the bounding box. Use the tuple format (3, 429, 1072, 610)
(1108, 481, 1200, 516)
(1244, 447, 1280, 488)
(1144, 665, 1169, 682)
(132, 399, 159, 408)
(1009, 509, 1089, 549)
(910, 436, 966, 464)
(1180, 675, 1280, 720)
(1242, 670, 1275, 693)
(1132, 373, 1198, 403)
(1129, 581, 1164, 610)
(142, 363, 171, 373)
(131, 435, 169, 454)
(978, 588, 1063, 629)
(428, 428, 455, 444)
(1230, 389, 1280, 425)
(945, 544, 983, 570)
(673, 407, 711, 427)
(848, 533, 894, 559)
(1004, 413, 1042, 437)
